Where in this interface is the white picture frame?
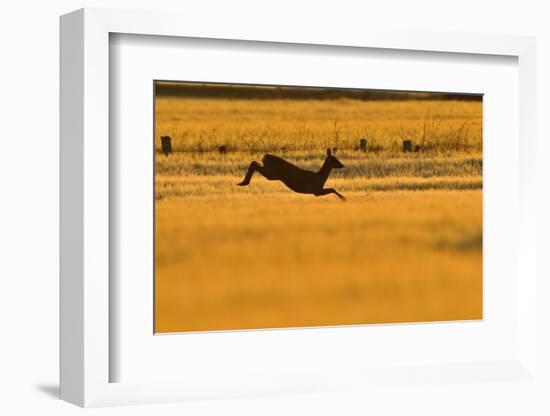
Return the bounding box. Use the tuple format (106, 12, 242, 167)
(60, 7, 538, 408)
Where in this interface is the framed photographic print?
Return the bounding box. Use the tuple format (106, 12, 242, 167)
(153, 81, 483, 334)
(60, 8, 539, 408)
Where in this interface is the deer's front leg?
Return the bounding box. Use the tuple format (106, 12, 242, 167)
(237, 161, 261, 186)
(314, 188, 346, 201)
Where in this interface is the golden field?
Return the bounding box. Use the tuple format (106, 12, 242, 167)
(154, 91, 482, 333)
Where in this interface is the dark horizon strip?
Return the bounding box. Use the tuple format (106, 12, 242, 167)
(155, 81, 483, 102)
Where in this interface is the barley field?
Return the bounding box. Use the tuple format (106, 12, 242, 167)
(154, 84, 482, 333)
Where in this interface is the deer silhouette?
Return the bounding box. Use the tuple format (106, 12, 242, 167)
(237, 148, 346, 200)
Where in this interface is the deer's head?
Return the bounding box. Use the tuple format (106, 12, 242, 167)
(326, 148, 344, 169)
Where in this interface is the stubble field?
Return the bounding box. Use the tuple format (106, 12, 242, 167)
(154, 93, 482, 333)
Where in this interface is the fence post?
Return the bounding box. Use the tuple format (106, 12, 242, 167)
(359, 138, 367, 153)
(402, 140, 412, 153)
(160, 136, 172, 156)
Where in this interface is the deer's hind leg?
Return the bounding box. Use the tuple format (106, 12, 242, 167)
(237, 161, 276, 186)
(314, 188, 346, 201)
(237, 161, 260, 186)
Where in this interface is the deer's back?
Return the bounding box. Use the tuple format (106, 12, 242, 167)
(263, 154, 296, 169)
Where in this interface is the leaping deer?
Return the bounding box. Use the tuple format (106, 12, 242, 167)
(237, 148, 346, 200)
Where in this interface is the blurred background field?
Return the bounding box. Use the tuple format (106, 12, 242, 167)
(154, 82, 482, 333)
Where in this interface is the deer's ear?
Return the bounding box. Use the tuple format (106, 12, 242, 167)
(327, 148, 332, 156)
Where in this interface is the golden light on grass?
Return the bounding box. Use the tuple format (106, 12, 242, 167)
(154, 84, 482, 333)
